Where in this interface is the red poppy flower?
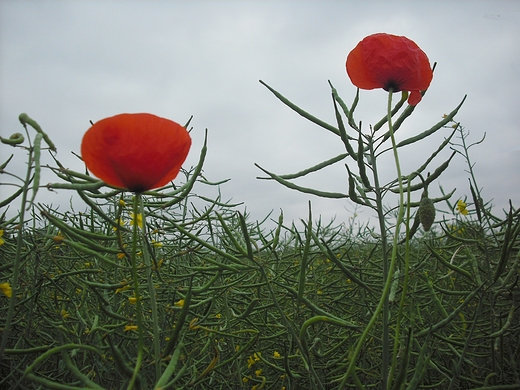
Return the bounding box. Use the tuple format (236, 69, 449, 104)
(346, 33, 433, 106)
(81, 113, 191, 192)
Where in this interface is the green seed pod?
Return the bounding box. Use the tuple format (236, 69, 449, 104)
(0, 154, 14, 170)
(1, 133, 25, 145)
(18, 113, 57, 151)
(418, 196, 435, 231)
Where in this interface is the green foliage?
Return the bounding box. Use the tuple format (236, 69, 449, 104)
(1, 102, 519, 390)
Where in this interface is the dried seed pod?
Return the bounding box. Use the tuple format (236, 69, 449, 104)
(418, 196, 435, 232)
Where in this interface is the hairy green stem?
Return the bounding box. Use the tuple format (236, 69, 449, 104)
(139, 195, 162, 380)
(340, 90, 405, 388)
(388, 180, 413, 388)
(128, 193, 144, 390)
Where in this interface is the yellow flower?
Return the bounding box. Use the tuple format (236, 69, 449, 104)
(456, 200, 469, 216)
(273, 351, 281, 358)
(189, 318, 199, 330)
(0, 230, 5, 246)
(215, 313, 222, 319)
(0, 282, 12, 298)
(247, 355, 256, 368)
(242, 376, 249, 383)
(152, 240, 163, 248)
(61, 309, 70, 319)
(119, 199, 126, 207)
(124, 325, 138, 332)
(117, 252, 126, 259)
(130, 213, 143, 228)
(152, 259, 164, 271)
(174, 299, 185, 307)
(128, 296, 137, 304)
(115, 284, 131, 294)
(52, 234, 65, 244)
(247, 352, 261, 368)
(113, 219, 125, 231)
(255, 368, 263, 376)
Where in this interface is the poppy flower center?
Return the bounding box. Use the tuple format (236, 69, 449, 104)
(383, 80, 401, 93)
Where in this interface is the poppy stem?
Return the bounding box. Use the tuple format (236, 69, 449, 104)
(340, 91, 407, 389)
(128, 192, 144, 389)
(382, 89, 407, 388)
(138, 194, 162, 380)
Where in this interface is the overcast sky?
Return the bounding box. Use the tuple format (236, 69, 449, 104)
(1, 0, 519, 230)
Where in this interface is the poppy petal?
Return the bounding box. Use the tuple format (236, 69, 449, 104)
(81, 113, 191, 192)
(408, 90, 423, 106)
(346, 33, 433, 105)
